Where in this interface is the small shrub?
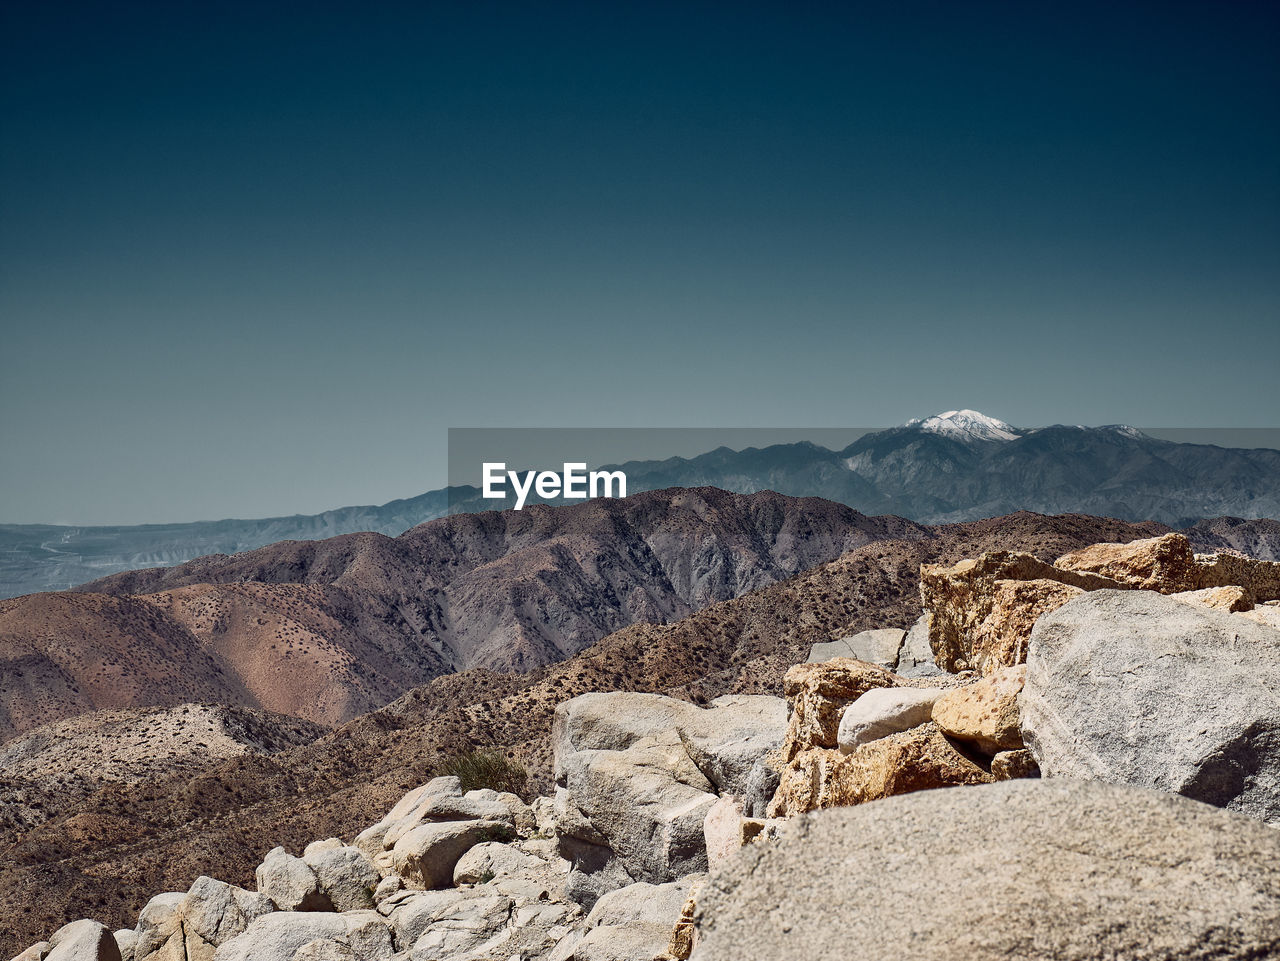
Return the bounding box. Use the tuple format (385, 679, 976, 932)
(441, 749, 528, 797)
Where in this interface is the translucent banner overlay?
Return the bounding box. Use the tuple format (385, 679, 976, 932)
(447, 426, 1280, 517)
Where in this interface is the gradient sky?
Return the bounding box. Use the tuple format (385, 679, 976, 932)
(2, 1, 1277, 524)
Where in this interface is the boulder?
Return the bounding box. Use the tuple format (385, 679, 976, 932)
(552, 877, 702, 961)
(178, 876, 274, 959)
(1055, 532, 1200, 593)
(452, 841, 544, 885)
(778, 659, 899, 760)
(44, 922, 122, 961)
(255, 847, 332, 912)
(12, 944, 49, 961)
(378, 889, 469, 947)
(114, 931, 137, 961)
(133, 893, 186, 961)
(895, 614, 944, 677)
(919, 551, 1119, 674)
(1020, 590, 1280, 824)
(768, 723, 992, 817)
(553, 693, 786, 905)
(1172, 585, 1254, 611)
(211, 912, 392, 961)
(1195, 551, 1280, 601)
(931, 665, 1024, 755)
(837, 687, 940, 752)
(806, 628, 904, 669)
(556, 730, 715, 896)
(404, 894, 513, 960)
(701, 797, 775, 873)
(392, 819, 516, 889)
(696, 780, 1280, 960)
(302, 842, 380, 912)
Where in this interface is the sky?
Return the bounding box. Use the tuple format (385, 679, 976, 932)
(1, 1, 1277, 525)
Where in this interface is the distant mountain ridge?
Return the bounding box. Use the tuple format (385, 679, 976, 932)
(2, 410, 1277, 598)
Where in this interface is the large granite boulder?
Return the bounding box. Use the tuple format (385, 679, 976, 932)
(43, 921, 122, 961)
(1020, 589, 1280, 824)
(254, 847, 332, 912)
(693, 780, 1280, 960)
(178, 876, 274, 959)
(550, 876, 703, 961)
(806, 628, 904, 669)
(553, 693, 786, 907)
(210, 912, 392, 961)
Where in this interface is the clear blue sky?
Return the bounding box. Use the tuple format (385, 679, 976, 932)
(2, 1, 1277, 524)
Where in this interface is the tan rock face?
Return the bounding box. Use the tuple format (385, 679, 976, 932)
(991, 749, 1040, 780)
(767, 723, 992, 817)
(931, 665, 1025, 755)
(919, 550, 1104, 673)
(1195, 551, 1280, 602)
(1055, 532, 1199, 593)
(1171, 585, 1254, 612)
(778, 659, 899, 761)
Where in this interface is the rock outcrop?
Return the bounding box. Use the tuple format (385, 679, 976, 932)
(806, 628, 905, 669)
(552, 693, 786, 907)
(1055, 531, 1200, 592)
(694, 780, 1280, 960)
(919, 551, 1119, 673)
(1020, 590, 1280, 824)
(769, 723, 992, 816)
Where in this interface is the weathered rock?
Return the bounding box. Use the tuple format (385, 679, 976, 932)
(1172, 585, 1254, 611)
(303, 842, 380, 912)
(554, 877, 703, 961)
(556, 730, 715, 897)
(1055, 533, 1200, 593)
(1240, 604, 1280, 630)
(255, 847, 333, 912)
(371, 875, 402, 905)
(453, 841, 544, 885)
(405, 894, 513, 960)
(392, 818, 516, 889)
(114, 931, 137, 961)
(931, 665, 1024, 755)
(768, 723, 992, 817)
(44, 921, 122, 961)
(378, 889, 469, 947)
(133, 893, 186, 961)
(701, 797, 774, 873)
(179, 876, 274, 960)
(837, 687, 940, 752)
(895, 613, 944, 677)
(806, 629, 904, 669)
(554, 693, 786, 905)
(920, 551, 1119, 673)
(1195, 551, 1280, 601)
(1020, 590, 1280, 824)
(694, 779, 1280, 961)
(12, 943, 49, 961)
(990, 748, 1040, 780)
(778, 659, 899, 760)
(211, 912, 392, 961)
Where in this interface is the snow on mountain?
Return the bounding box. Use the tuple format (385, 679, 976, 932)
(903, 410, 1021, 443)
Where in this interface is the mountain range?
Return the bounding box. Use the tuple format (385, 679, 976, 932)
(2, 411, 1278, 599)
(0, 489, 917, 739)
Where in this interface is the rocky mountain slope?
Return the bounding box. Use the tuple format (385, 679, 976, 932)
(10, 526, 1278, 960)
(4, 412, 1277, 599)
(0, 489, 920, 739)
(0, 510, 1167, 955)
(0, 705, 324, 837)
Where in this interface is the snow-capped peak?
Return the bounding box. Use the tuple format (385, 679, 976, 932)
(903, 410, 1020, 442)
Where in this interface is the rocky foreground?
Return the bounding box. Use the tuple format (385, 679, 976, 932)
(11, 532, 1280, 960)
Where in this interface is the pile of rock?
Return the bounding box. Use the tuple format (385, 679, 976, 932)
(920, 532, 1280, 673)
